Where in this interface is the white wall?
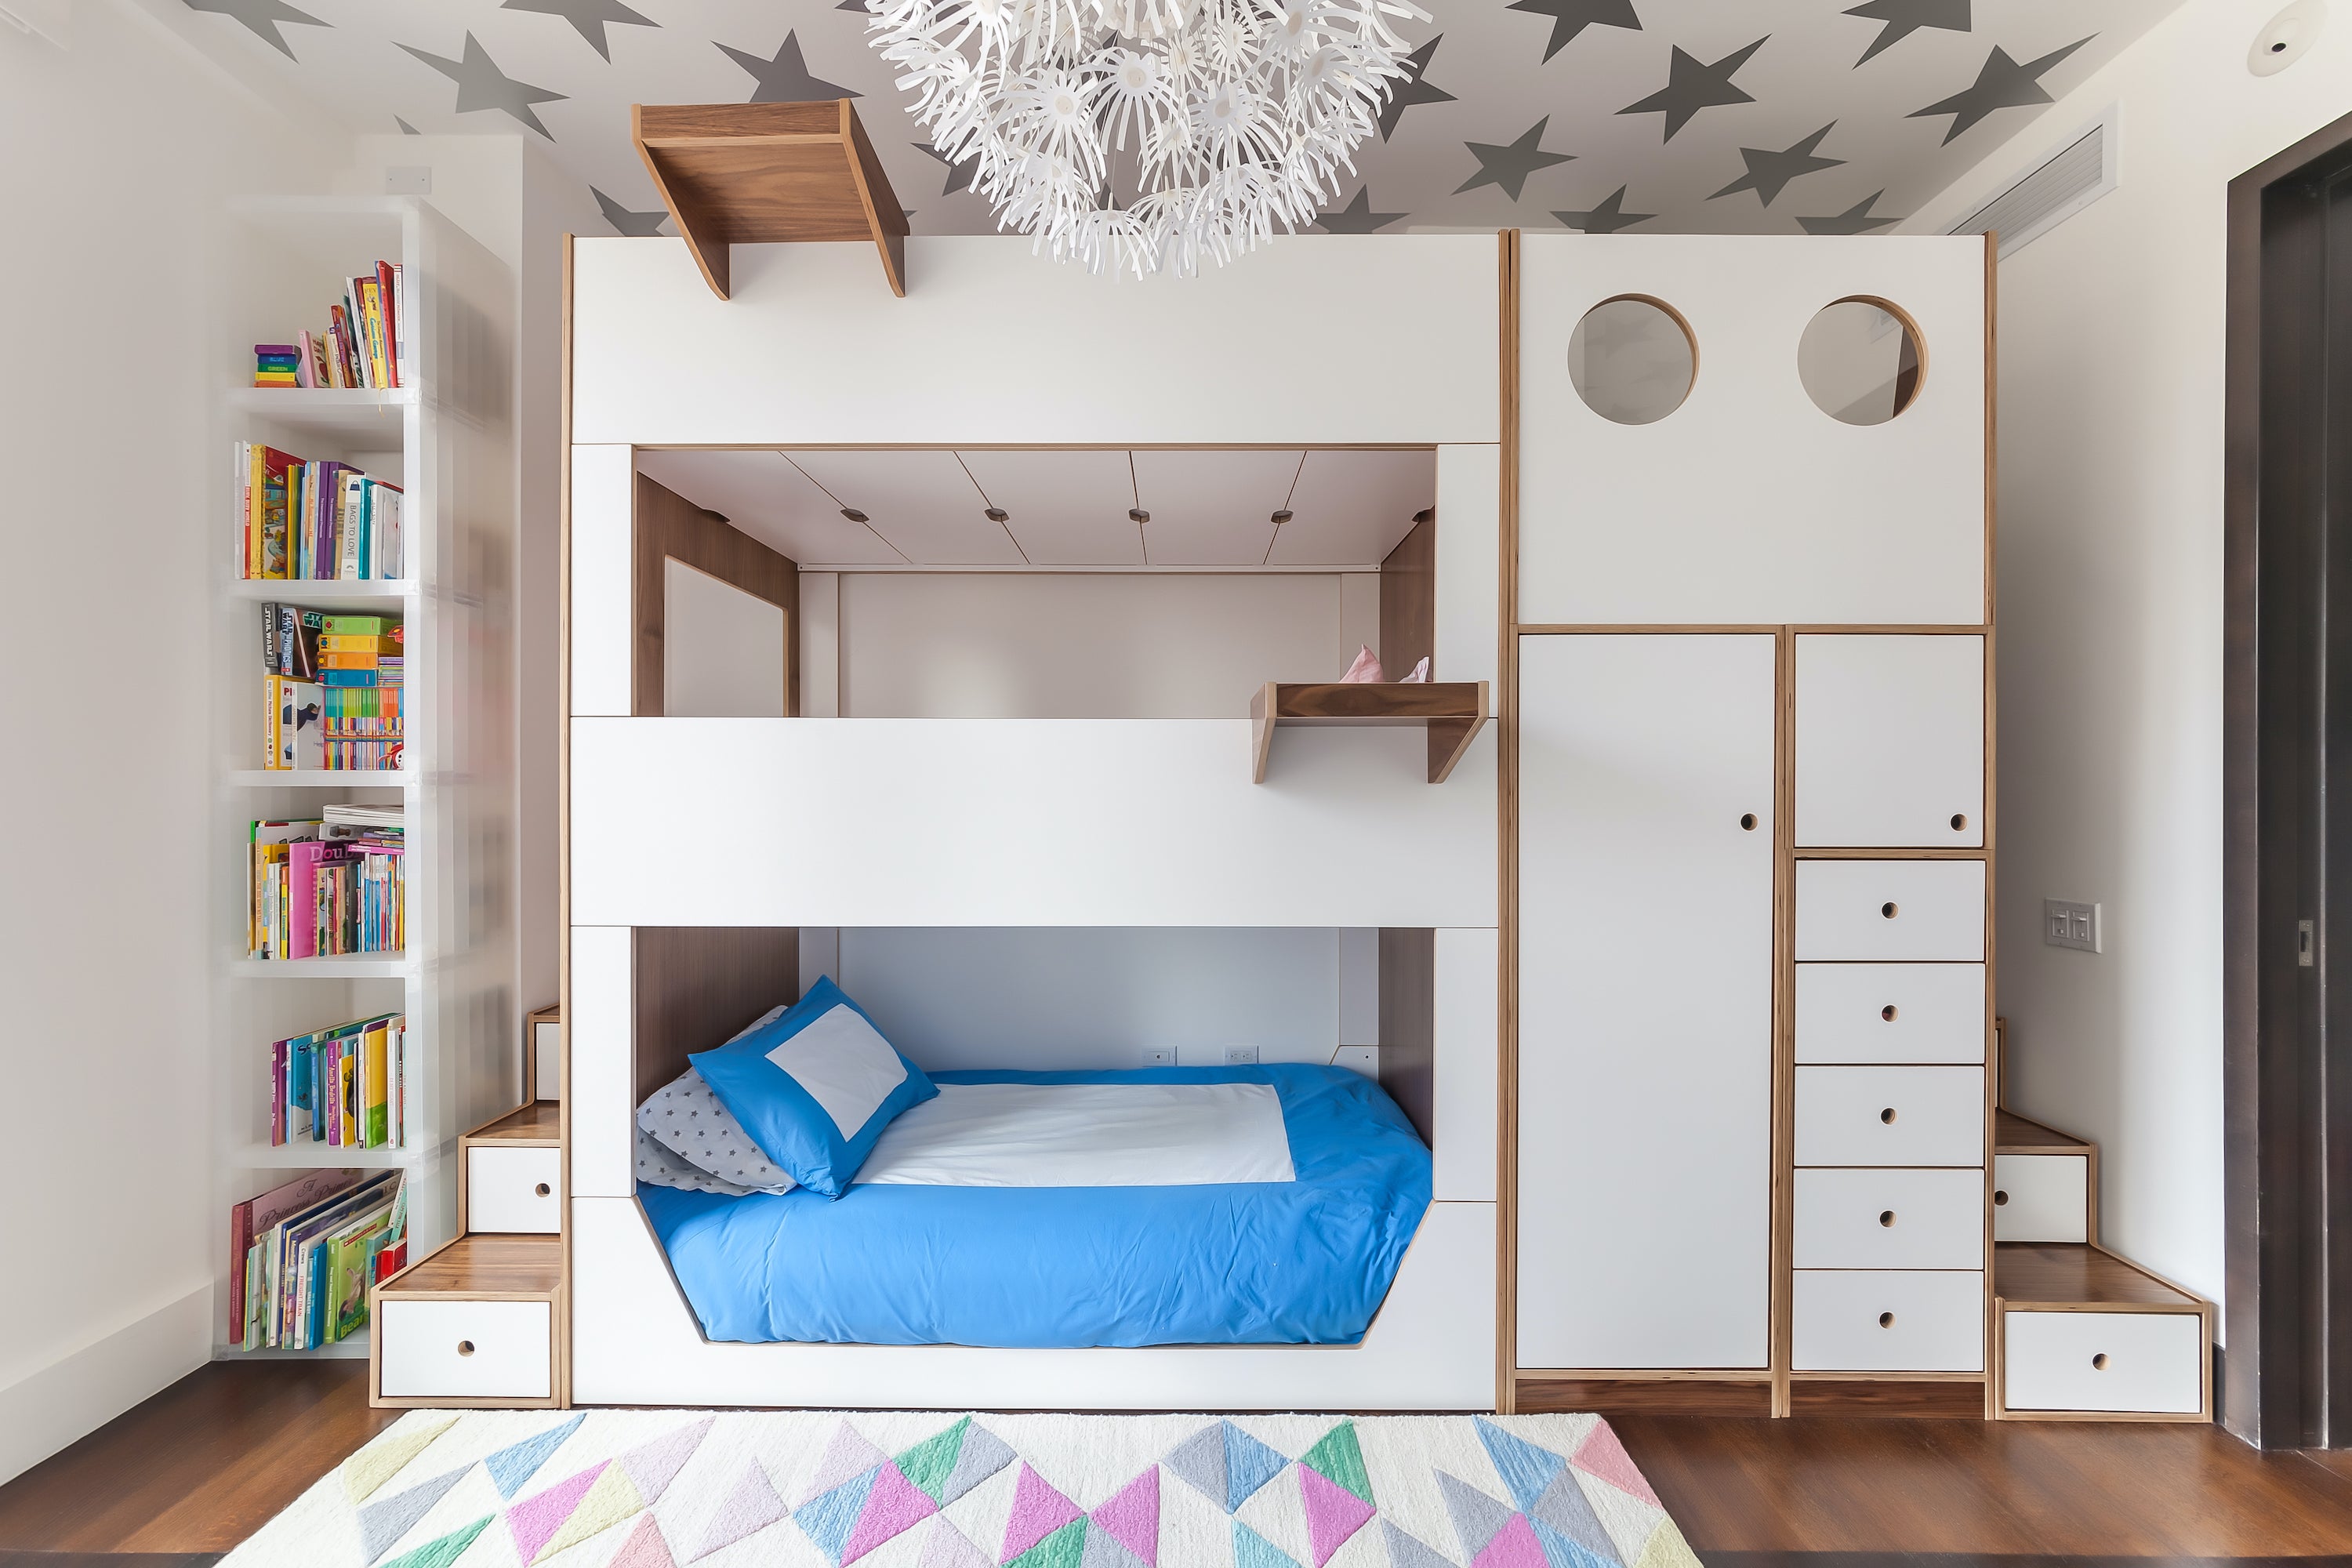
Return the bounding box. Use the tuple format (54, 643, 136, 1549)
(1907, 0, 2352, 1316)
(833, 572, 1380, 718)
(0, 0, 344, 1483)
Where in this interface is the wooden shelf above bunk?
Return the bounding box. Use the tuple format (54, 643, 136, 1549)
(631, 100, 909, 301)
(1250, 681, 1490, 785)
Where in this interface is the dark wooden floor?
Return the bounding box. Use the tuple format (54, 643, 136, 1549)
(6, 1368, 2352, 1565)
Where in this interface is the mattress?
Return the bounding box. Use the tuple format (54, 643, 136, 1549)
(637, 1064, 1432, 1348)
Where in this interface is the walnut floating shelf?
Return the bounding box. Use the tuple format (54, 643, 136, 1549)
(1250, 681, 1490, 785)
(631, 100, 909, 301)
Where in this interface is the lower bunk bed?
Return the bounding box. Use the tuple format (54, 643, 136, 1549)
(577, 1044, 1494, 1409)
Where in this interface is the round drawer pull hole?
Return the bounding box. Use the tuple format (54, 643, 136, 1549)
(1881, 1004, 1899, 1022)
(1740, 813, 1758, 831)
(1878, 1210, 1896, 1227)
(2092, 1353, 2110, 1371)
(1878, 1312, 1895, 1329)
(1881, 902, 1900, 919)
(456, 1340, 476, 1358)
(535, 1183, 552, 1196)
(1951, 813, 1969, 831)
(1994, 1189, 2009, 1206)
(1878, 1107, 1898, 1124)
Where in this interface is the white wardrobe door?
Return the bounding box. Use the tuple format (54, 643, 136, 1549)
(1795, 634, 1984, 848)
(1518, 634, 1777, 1369)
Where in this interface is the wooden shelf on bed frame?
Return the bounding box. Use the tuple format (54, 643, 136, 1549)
(1250, 681, 1490, 785)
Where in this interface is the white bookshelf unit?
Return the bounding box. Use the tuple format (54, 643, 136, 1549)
(212, 197, 517, 1358)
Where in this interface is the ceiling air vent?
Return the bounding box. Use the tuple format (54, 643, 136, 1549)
(1949, 112, 2116, 260)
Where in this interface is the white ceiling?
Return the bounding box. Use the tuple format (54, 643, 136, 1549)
(633, 448, 1439, 568)
(167, 1, 2185, 241)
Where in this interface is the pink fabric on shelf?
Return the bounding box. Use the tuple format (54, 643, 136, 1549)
(1339, 646, 1384, 683)
(1398, 656, 1431, 684)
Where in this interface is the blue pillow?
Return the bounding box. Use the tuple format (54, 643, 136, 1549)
(688, 977, 937, 1198)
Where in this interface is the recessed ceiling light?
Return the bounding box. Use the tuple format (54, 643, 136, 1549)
(1130, 507, 1151, 524)
(985, 506, 1009, 523)
(841, 507, 869, 523)
(1270, 508, 1294, 524)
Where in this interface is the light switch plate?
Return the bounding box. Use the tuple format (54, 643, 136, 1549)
(2044, 898, 2100, 953)
(1138, 1047, 1174, 1067)
(384, 165, 433, 195)
(1223, 1045, 1261, 1065)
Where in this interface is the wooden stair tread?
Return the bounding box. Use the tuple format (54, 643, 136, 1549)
(1994, 1243, 2199, 1309)
(1995, 1108, 2091, 1153)
(382, 1234, 561, 1298)
(464, 1101, 561, 1143)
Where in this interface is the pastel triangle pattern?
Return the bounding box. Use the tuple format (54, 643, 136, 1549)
(898, 1420, 974, 1504)
(1298, 1465, 1377, 1567)
(1236, 1520, 1305, 1568)
(1008, 1518, 1090, 1568)
(1223, 1425, 1290, 1513)
(1472, 1423, 1565, 1515)
(1529, 1516, 1618, 1568)
(1300, 1423, 1374, 1508)
(1437, 1474, 1513, 1560)
(1471, 1515, 1549, 1568)
(939, 1424, 1018, 1508)
(343, 1417, 459, 1504)
(693, 1461, 792, 1563)
(844, 1462, 943, 1564)
(621, 1417, 714, 1508)
(924, 1516, 993, 1568)
(804, 1423, 892, 1504)
(608, 1513, 681, 1568)
(1088, 1467, 1159, 1566)
(1380, 1521, 1458, 1568)
(1527, 1474, 1618, 1566)
(799, 1465, 884, 1565)
(359, 1466, 468, 1565)
(1001, 1464, 1085, 1563)
(507, 1461, 608, 1565)
(1162, 1426, 1228, 1513)
(536, 1463, 646, 1562)
(1080, 1520, 1152, 1568)
(487, 1414, 586, 1501)
(378, 1515, 492, 1568)
(1569, 1426, 1658, 1510)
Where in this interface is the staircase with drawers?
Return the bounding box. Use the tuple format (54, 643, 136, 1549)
(1991, 1105, 2213, 1421)
(369, 1091, 566, 1409)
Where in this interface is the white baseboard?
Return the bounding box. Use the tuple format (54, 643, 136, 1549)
(0, 1283, 212, 1486)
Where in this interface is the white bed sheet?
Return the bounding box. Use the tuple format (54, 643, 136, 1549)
(855, 1082, 1296, 1187)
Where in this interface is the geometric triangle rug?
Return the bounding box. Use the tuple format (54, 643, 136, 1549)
(221, 1411, 1699, 1568)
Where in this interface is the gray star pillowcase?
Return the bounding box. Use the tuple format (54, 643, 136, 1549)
(635, 1004, 799, 1194)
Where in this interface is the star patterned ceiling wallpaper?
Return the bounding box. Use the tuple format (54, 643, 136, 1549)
(176, 0, 2180, 240)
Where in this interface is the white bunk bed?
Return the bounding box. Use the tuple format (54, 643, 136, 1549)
(561, 235, 1507, 1411)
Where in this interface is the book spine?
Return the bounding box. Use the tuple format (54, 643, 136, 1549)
(227, 1200, 255, 1342)
(270, 1037, 286, 1147)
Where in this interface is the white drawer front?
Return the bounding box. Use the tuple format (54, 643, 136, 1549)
(1796, 1066, 1984, 1167)
(1993, 1154, 2089, 1244)
(2003, 1310, 2202, 1414)
(1796, 860, 1986, 960)
(379, 1300, 551, 1399)
(1794, 1168, 1984, 1269)
(1794, 1269, 1984, 1372)
(1796, 963, 1986, 1063)
(1795, 634, 1985, 849)
(469, 1146, 562, 1234)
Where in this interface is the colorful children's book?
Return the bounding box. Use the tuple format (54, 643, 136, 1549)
(227, 1167, 362, 1341)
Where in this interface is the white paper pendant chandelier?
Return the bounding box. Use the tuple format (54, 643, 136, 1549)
(867, 0, 1429, 277)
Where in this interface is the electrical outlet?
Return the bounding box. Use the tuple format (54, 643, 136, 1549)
(2043, 898, 2100, 953)
(1223, 1045, 1261, 1065)
(384, 165, 433, 195)
(1138, 1047, 1174, 1067)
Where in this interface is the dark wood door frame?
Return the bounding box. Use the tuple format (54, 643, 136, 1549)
(2226, 106, 2352, 1449)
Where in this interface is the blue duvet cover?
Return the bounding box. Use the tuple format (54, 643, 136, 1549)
(638, 1065, 1432, 1348)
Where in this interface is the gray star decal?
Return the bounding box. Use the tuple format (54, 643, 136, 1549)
(1553, 186, 1655, 232)
(1908, 38, 2091, 143)
(1455, 116, 1574, 201)
(1313, 188, 1409, 234)
(183, 0, 327, 60)
(394, 116, 420, 135)
(1797, 191, 1896, 234)
(1846, 0, 1970, 67)
(1711, 122, 1844, 207)
(1504, 0, 1640, 65)
(917, 143, 978, 196)
(1617, 38, 1766, 142)
(720, 32, 860, 103)
(400, 34, 568, 138)
(1380, 35, 1456, 143)
(593, 187, 668, 236)
(500, 0, 657, 64)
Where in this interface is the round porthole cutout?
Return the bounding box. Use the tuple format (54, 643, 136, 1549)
(1568, 296, 1697, 426)
(1799, 296, 1925, 425)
